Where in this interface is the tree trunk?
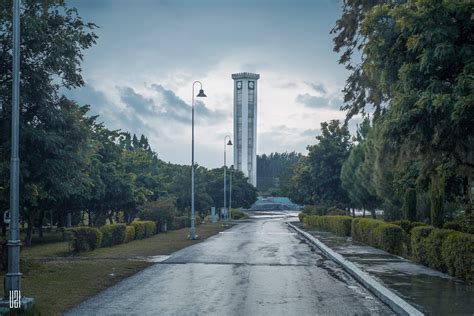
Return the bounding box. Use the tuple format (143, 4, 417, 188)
(351, 208, 355, 218)
(362, 209, 366, 218)
(38, 210, 44, 239)
(88, 209, 93, 226)
(430, 173, 445, 228)
(371, 209, 376, 219)
(66, 212, 72, 228)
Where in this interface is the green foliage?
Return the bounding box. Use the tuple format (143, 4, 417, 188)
(352, 218, 403, 255)
(285, 120, 351, 207)
(403, 188, 417, 221)
(68, 227, 102, 252)
(130, 221, 156, 239)
(444, 213, 474, 234)
(303, 215, 352, 237)
(124, 226, 135, 243)
(170, 216, 190, 230)
(298, 213, 307, 223)
(230, 209, 248, 220)
(391, 220, 427, 234)
(326, 207, 346, 216)
(441, 232, 474, 284)
(411, 226, 435, 265)
(99, 224, 126, 247)
(425, 229, 456, 271)
(257, 152, 302, 194)
(139, 197, 177, 224)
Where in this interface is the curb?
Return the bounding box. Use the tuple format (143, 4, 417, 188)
(286, 222, 423, 316)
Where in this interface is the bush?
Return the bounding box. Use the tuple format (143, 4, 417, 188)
(411, 226, 435, 265)
(131, 221, 156, 239)
(326, 208, 346, 216)
(124, 226, 135, 243)
(391, 220, 428, 234)
(352, 218, 403, 255)
(443, 221, 461, 231)
(230, 209, 248, 220)
(443, 213, 474, 234)
(441, 232, 474, 284)
(425, 229, 456, 271)
(298, 213, 306, 223)
(303, 215, 352, 236)
(171, 216, 190, 230)
(68, 227, 102, 252)
(100, 224, 126, 247)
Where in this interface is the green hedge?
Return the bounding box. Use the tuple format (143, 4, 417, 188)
(411, 226, 434, 265)
(411, 226, 473, 283)
(124, 225, 135, 243)
(442, 232, 474, 284)
(68, 227, 102, 252)
(298, 213, 306, 223)
(391, 220, 427, 234)
(100, 224, 126, 247)
(351, 218, 403, 255)
(131, 221, 156, 239)
(171, 216, 190, 230)
(303, 215, 352, 236)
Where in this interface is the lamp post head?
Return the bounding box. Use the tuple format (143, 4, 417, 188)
(197, 89, 207, 97)
(227, 140, 233, 146)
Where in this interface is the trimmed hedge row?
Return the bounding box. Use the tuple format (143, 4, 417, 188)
(100, 223, 127, 247)
(131, 221, 156, 240)
(68, 220, 157, 252)
(68, 227, 102, 252)
(351, 218, 403, 255)
(303, 215, 352, 236)
(298, 213, 307, 223)
(411, 226, 473, 284)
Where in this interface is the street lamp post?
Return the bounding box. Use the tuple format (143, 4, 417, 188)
(189, 81, 206, 240)
(0, 1, 34, 311)
(224, 136, 232, 225)
(6, 0, 21, 297)
(229, 166, 232, 221)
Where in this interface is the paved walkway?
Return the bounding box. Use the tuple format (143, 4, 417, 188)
(66, 218, 393, 315)
(295, 222, 474, 315)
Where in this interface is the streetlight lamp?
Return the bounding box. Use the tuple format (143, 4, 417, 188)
(224, 136, 232, 225)
(189, 81, 206, 240)
(0, 0, 34, 311)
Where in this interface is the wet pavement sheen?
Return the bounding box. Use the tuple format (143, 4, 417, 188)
(65, 218, 394, 315)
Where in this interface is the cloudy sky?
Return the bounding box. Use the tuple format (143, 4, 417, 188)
(66, 0, 355, 167)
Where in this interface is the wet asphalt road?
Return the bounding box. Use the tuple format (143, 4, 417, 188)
(65, 218, 393, 315)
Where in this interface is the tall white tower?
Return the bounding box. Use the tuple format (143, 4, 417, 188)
(232, 72, 259, 186)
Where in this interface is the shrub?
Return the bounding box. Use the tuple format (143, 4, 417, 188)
(411, 226, 435, 265)
(171, 216, 190, 230)
(352, 218, 403, 255)
(131, 221, 156, 239)
(298, 213, 306, 223)
(441, 232, 474, 284)
(402, 188, 417, 221)
(100, 224, 126, 247)
(443, 221, 461, 231)
(68, 227, 102, 252)
(124, 226, 135, 243)
(392, 220, 428, 234)
(230, 209, 248, 220)
(326, 208, 346, 216)
(303, 215, 352, 236)
(425, 229, 456, 271)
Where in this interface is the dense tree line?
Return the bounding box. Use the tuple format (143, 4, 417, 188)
(256, 152, 302, 194)
(0, 0, 257, 245)
(284, 0, 473, 226)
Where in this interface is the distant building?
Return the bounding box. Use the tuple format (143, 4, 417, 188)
(232, 72, 260, 186)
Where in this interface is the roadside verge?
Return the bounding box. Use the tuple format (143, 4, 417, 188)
(286, 221, 423, 316)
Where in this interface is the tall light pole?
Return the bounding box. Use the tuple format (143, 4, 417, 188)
(6, 0, 21, 297)
(189, 81, 206, 240)
(229, 166, 232, 221)
(224, 136, 232, 225)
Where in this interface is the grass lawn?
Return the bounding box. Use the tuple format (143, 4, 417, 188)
(0, 223, 228, 315)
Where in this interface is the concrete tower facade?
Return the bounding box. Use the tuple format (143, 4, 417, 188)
(232, 72, 260, 186)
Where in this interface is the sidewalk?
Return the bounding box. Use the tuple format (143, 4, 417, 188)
(292, 221, 474, 315)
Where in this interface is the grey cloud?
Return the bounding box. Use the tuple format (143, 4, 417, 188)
(305, 82, 326, 94)
(301, 128, 320, 137)
(295, 93, 330, 108)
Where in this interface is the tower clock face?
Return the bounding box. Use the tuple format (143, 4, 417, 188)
(236, 81, 242, 89)
(248, 81, 255, 89)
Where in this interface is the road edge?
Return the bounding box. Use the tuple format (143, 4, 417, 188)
(286, 221, 423, 316)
